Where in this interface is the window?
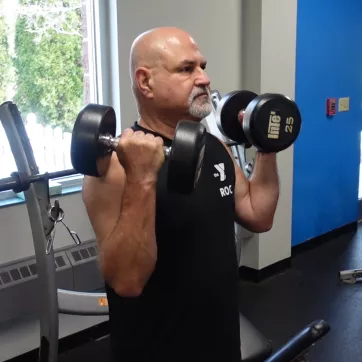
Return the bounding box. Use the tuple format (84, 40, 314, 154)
(0, 0, 107, 200)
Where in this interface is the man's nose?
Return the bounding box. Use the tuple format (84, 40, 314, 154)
(195, 68, 211, 87)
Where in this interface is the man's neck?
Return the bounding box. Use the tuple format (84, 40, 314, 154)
(138, 114, 181, 140)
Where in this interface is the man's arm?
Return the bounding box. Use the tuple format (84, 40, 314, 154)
(82, 152, 158, 297)
(221, 142, 279, 233)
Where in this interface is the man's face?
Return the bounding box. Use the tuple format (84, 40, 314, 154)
(150, 37, 213, 121)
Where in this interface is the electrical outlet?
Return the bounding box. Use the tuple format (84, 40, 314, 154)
(338, 97, 350, 112)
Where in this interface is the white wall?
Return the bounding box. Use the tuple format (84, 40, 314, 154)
(241, 0, 262, 95)
(258, 0, 297, 269)
(240, 0, 297, 269)
(0, 193, 95, 264)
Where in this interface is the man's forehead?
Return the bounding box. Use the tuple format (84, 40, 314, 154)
(162, 43, 205, 62)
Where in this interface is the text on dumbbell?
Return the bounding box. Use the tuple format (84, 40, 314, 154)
(285, 117, 294, 133)
(267, 111, 281, 139)
(220, 185, 233, 197)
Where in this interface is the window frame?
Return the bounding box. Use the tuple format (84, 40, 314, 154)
(0, 0, 120, 205)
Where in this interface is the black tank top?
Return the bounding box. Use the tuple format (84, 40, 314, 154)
(106, 122, 241, 362)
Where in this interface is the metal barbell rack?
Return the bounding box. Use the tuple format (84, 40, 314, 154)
(0, 102, 109, 362)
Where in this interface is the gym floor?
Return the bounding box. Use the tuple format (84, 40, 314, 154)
(18, 222, 362, 362)
(239, 222, 362, 362)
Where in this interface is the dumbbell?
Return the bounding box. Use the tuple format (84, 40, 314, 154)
(215, 90, 302, 152)
(70, 104, 207, 194)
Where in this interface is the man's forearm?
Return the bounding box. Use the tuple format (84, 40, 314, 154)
(101, 181, 157, 296)
(248, 152, 279, 226)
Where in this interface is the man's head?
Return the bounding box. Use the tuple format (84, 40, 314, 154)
(130, 27, 213, 125)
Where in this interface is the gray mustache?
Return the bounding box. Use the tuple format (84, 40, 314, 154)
(191, 88, 209, 100)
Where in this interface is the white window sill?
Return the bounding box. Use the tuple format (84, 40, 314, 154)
(0, 174, 84, 209)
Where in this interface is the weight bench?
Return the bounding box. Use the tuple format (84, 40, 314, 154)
(239, 312, 272, 361)
(239, 313, 330, 362)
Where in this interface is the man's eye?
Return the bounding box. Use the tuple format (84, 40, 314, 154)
(181, 66, 193, 72)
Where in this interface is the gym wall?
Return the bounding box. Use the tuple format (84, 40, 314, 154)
(292, 0, 362, 246)
(240, 0, 297, 270)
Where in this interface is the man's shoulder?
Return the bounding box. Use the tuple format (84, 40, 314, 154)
(206, 132, 233, 155)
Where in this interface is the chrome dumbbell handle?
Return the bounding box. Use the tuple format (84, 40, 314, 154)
(98, 134, 171, 158)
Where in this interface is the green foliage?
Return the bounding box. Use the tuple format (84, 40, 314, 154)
(13, 0, 83, 132)
(0, 10, 14, 104)
(18, 0, 82, 39)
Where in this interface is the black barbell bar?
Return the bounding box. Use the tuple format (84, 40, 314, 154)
(0, 168, 77, 193)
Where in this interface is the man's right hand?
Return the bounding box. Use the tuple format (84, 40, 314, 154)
(116, 129, 165, 185)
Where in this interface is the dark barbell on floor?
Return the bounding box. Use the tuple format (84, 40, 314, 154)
(216, 90, 302, 152)
(70, 104, 207, 194)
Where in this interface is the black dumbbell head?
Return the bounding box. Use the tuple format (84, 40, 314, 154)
(216, 90, 258, 143)
(167, 120, 207, 194)
(243, 94, 302, 153)
(71, 104, 116, 177)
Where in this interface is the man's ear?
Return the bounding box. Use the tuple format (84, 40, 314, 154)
(135, 67, 154, 98)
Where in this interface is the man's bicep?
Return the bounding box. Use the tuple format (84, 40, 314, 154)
(233, 162, 256, 228)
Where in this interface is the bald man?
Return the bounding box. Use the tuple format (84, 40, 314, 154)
(82, 27, 279, 362)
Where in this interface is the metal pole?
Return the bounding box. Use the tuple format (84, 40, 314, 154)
(0, 102, 59, 362)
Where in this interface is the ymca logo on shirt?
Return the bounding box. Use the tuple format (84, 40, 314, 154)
(213, 163, 233, 198)
(213, 163, 226, 181)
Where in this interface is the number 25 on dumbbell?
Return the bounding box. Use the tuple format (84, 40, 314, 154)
(267, 113, 295, 139)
